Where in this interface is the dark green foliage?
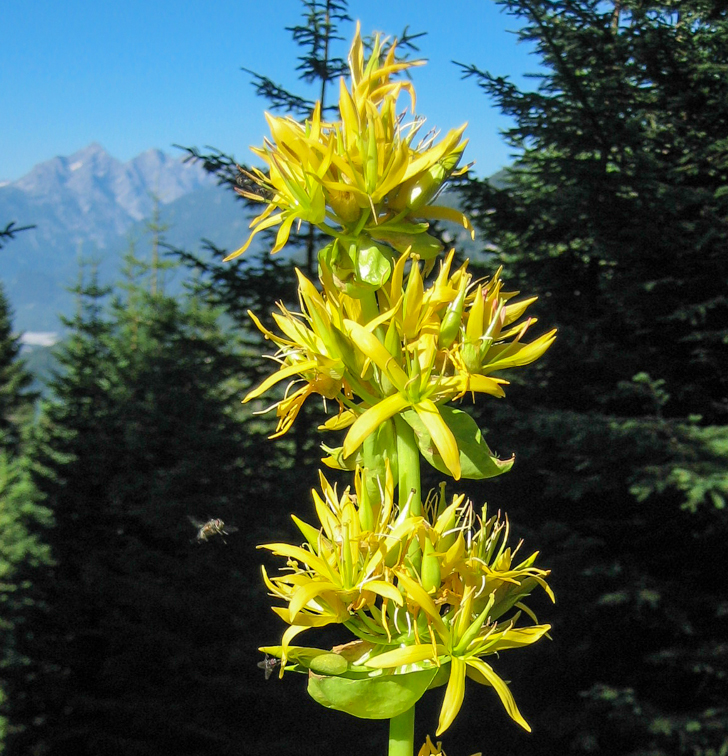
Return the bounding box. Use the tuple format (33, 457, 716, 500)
(0, 454, 53, 749)
(7, 257, 260, 755)
(0, 285, 35, 454)
(0, 232, 53, 751)
(244, 0, 351, 118)
(451, 2, 728, 754)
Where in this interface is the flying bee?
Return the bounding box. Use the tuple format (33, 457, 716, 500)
(234, 166, 273, 201)
(257, 654, 280, 680)
(188, 516, 238, 543)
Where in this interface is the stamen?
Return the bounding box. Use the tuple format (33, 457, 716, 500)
(474, 574, 487, 599)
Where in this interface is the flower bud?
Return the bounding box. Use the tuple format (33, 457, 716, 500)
(421, 537, 441, 593)
(460, 340, 481, 373)
(439, 285, 467, 349)
(356, 467, 374, 532)
(465, 285, 485, 343)
(309, 653, 348, 676)
(389, 141, 467, 213)
(327, 188, 362, 224)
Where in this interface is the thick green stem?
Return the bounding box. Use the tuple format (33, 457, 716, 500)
(388, 705, 415, 756)
(394, 415, 421, 516)
(359, 289, 380, 325)
(390, 418, 421, 756)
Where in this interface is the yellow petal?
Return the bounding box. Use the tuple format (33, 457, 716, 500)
(289, 580, 340, 622)
(272, 214, 296, 254)
(484, 329, 557, 372)
(415, 399, 461, 480)
(395, 571, 449, 639)
(403, 124, 467, 182)
(503, 296, 538, 326)
(274, 608, 337, 628)
(342, 393, 411, 458)
(280, 624, 311, 665)
(481, 624, 551, 653)
(365, 643, 444, 669)
(344, 320, 409, 392)
(361, 579, 405, 607)
(319, 411, 356, 431)
(224, 209, 285, 261)
(258, 542, 333, 581)
(466, 657, 531, 732)
(247, 309, 291, 344)
(312, 490, 339, 542)
(467, 375, 508, 397)
(243, 359, 319, 402)
(417, 204, 475, 240)
(436, 657, 466, 735)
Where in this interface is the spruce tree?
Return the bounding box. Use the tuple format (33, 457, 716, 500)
(14, 248, 291, 754)
(0, 233, 52, 753)
(9, 266, 120, 755)
(0, 454, 53, 750)
(452, 2, 728, 754)
(0, 285, 35, 454)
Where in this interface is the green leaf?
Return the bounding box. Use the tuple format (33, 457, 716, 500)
(307, 667, 437, 719)
(403, 406, 514, 480)
(318, 238, 392, 299)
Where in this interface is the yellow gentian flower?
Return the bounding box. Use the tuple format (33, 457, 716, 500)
(245, 252, 554, 480)
(259, 464, 421, 663)
(364, 498, 553, 736)
(261, 479, 552, 734)
(226, 22, 471, 266)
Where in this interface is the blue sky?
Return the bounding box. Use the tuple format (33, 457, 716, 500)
(1, 0, 542, 182)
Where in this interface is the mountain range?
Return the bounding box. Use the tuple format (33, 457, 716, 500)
(0, 143, 251, 334)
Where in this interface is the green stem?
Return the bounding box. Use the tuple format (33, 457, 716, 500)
(394, 415, 421, 516)
(388, 705, 415, 756)
(390, 417, 422, 756)
(359, 289, 380, 325)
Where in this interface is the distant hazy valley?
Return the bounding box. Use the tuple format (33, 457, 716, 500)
(0, 143, 252, 337)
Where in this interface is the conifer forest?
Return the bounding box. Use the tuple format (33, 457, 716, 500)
(1, 2, 727, 755)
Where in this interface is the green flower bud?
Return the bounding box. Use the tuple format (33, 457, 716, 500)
(309, 653, 349, 676)
(357, 468, 374, 532)
(389, 142, 467, 213)
(327, 188, 362, 225)
(421, 537, 441, 593)
(461, 340, 481, 373)
(439, 286, 467, 349)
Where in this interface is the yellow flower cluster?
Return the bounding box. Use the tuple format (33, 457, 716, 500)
(260, 467, 552, 735)
(245, 249, 555, 480)
(227, 23, 471, 264)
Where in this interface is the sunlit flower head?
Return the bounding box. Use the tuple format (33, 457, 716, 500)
(259, 463, 420, 663)
(226, 22, 472, 278)
(260, 479, 553, 733)
(245, 252, 555, 479)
